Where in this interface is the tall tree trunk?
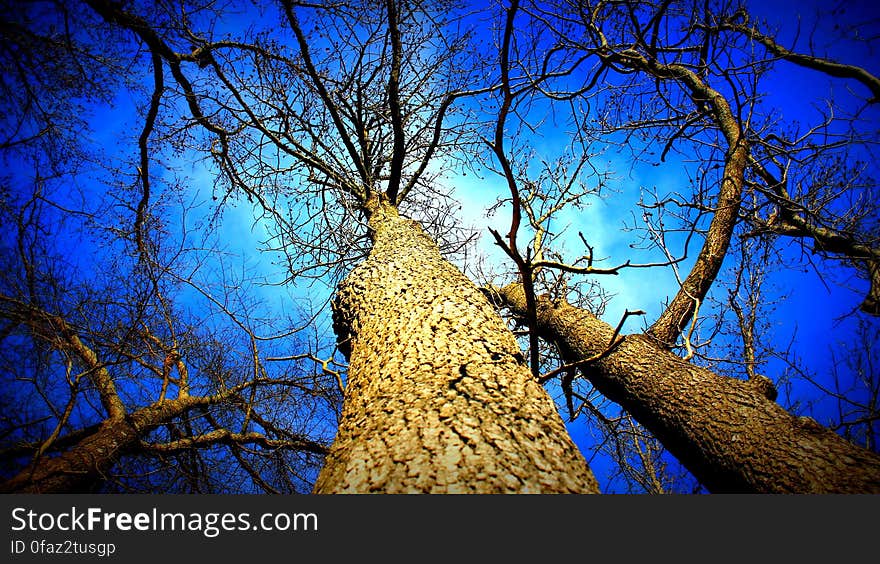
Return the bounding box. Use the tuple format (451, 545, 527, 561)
(497, 284, 880, 493)
(314, 202, 598, 493)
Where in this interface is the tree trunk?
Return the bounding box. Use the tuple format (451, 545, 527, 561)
(497, 284, 880, 493)
(0, 418, 139, 493)
(0, 397, 208, 493)
(314, 202, 598, 493)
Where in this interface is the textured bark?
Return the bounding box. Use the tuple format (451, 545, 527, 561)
(314, 202, 598, 493)
(0, 397, 212, 493)
(647, 136, 744, 346)
(0, 418, 139, 493)
(498, 284, 880, 493)
(639, 59, 747, 347)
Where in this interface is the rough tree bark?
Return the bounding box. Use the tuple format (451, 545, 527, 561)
(314, 200, 598, 493)
(497, 284, 880, 493)
(0, 390, 328, 493)
(1, 398, 195, 493)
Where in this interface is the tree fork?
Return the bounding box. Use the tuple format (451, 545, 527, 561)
(315, 202, 598, 493)
(496, 283, 880, 493)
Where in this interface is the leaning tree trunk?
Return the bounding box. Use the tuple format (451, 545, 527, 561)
(0, 418, 139, 493)
(497, 284, 880, 493)
(0, 396, 206, 493)
(314, 202, 598, 493)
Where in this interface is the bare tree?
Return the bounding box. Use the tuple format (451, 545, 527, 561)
(484, 0, 880, 492)
(0, 3, 337, 492)
(2, 0, 598, 493)
(0, 171, 339, 493)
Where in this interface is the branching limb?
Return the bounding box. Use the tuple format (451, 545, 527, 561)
(714, 18, 880, 102)
(141, 429, 327, 456)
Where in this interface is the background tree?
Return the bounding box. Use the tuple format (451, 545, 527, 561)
(0, 0, 338, 493)
(482, 0, 880, 491)
(0, 153, 339, 493)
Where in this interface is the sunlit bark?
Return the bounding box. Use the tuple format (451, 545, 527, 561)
(316, 201, 598, 493)
(498, 283, 880, 493)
